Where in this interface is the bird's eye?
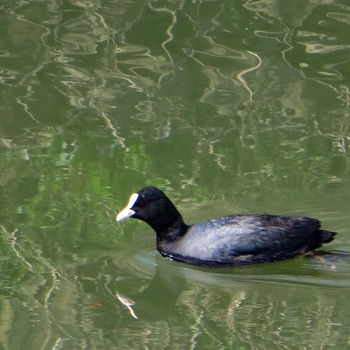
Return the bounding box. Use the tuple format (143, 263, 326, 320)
(138, 200, 145, 208)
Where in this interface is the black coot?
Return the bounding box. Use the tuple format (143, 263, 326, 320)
(116, 186, 336, 267)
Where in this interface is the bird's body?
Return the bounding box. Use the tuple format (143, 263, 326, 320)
(158, 214, 334, 266)
(116, 186, 336, 267)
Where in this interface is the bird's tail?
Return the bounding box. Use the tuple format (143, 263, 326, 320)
(320, 230, 337, 243)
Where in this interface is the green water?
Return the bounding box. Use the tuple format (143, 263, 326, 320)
(1, 1, 350, 349)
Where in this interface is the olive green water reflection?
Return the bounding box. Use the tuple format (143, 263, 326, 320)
(1, 0, 350, 349)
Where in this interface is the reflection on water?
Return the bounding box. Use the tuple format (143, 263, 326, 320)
(85, 250, 350, 349)
(1, 0, 350, 349)
(1, 216, 350, 348)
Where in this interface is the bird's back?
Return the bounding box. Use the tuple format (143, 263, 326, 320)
(158, 214, 336, 266)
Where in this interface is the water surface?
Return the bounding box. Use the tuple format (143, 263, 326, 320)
(1, 1, 350, 349)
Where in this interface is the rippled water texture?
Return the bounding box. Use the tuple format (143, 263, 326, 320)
(1, 1, 350, 349)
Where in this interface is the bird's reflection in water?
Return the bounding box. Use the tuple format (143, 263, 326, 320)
(116, 262, 186, 321)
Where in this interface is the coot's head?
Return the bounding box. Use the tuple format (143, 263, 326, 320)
(116, 186, 186, 237)
(116, 186, 167, 223)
